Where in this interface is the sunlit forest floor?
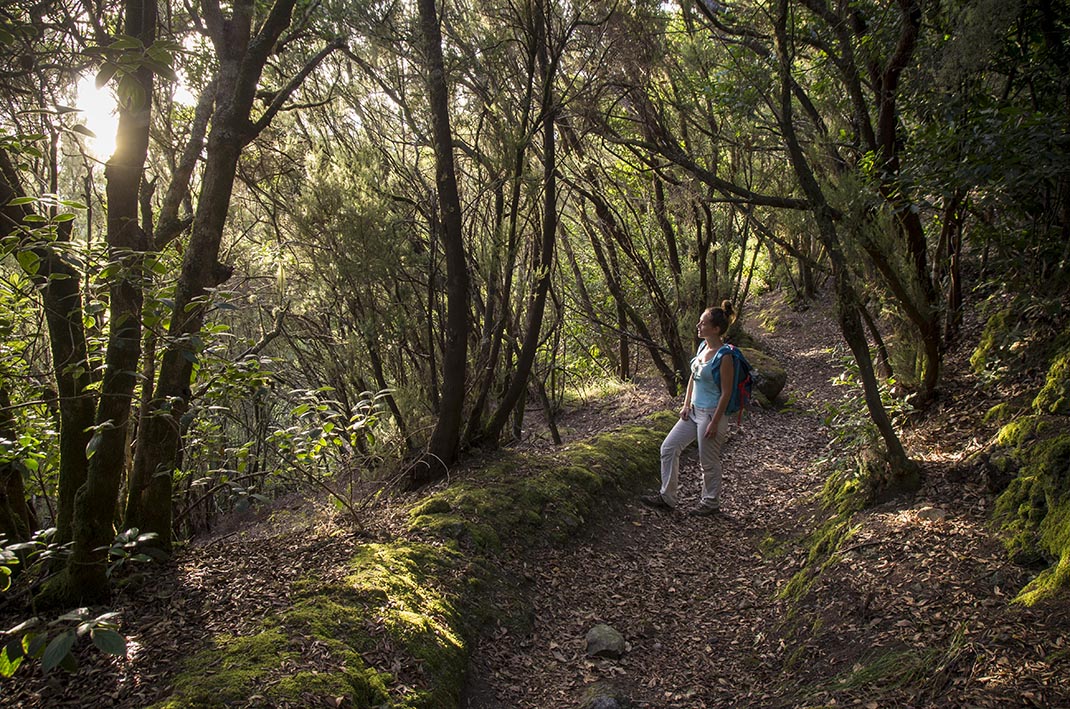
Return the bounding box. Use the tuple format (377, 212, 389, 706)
(5, 293, 1070, 707)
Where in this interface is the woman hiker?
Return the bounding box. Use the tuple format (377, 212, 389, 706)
(641, 301, 737, 517)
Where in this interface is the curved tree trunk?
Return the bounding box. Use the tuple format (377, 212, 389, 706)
(775, 0, 917, 491)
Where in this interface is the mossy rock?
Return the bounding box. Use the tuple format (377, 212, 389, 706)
(408, 415, 672, 552)
(740, 346, 787, 404)
(991, 414, 1070, 605)
(1033, 346, 1070, 415)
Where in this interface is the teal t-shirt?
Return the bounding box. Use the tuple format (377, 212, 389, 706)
(690, 342, 731, 409)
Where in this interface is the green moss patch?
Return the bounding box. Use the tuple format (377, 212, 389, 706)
(970, 307, 1018, 375)
(991, 413, 1070, 605)
(154, 542, 472, 709)
(409, 415, 671, 551)
(779, 466, 868, 602)
(152, 628, 301, 708)
(1034, 348, 1070, 415)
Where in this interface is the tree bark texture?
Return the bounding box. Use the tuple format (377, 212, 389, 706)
(0, 152, 94, 550)
(64, 0, 157, 602)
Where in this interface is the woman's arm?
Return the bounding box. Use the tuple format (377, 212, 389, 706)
(680, 374, 695, 419)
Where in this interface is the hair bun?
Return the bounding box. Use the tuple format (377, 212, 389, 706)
(721, 300, 735, 320)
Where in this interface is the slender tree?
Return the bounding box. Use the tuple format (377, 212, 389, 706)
(412, 0, 470, 484)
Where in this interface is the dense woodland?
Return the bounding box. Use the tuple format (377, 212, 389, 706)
(0, 0, 1068, 701)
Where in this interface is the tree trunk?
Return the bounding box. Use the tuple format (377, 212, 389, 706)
(483, 0, 557, 447)
(0, 153, 95, 549)
(0, 386, 35, 550)
(34, 0, 157, 606)
(125, 0, 300, 543)
(775, 0, 917, 492)
(412, 0, 470, 484)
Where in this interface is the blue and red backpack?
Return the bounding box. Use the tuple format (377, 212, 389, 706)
(720, 344, 757, 422)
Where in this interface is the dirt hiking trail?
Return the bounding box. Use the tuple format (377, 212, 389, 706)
(463, 297, 1070, 708)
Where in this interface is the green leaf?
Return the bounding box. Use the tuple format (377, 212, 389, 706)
(2, 638, 23, 662)
(6, 196, 35, 206)
(90, 629, 126, 656)
(59, 650, 77, 673)
(143, 59, 178, 83)
(0, 643, 23, 678)
(53, 213, 76, 223)
(117, 73, 146, 110)
(109, 35, 144, 50)
(95, 63, 119, 89)
(86, 431, 103, 460)
(15, 250, 39, 275)
(24, 633, 46, 658)
(41, 631, 75, 673)
(70, 124, 97, 139)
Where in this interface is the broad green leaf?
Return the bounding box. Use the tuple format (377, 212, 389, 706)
(143, 59, 178, 83)
(70, 125, 96, 138)
(86, 431, 103, 460)
(24, 633, 46, 658)
(117, 73, 146, 110)
(109, 36, 144, 50)
(40, 631, 75, 672)
(90, 629, 126, 656)
(0, 643, 23, 678)
(15, 250, 39, 275)
(6, 197, 35, 206)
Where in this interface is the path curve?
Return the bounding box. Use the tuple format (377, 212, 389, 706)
(465, 297, 847, 707)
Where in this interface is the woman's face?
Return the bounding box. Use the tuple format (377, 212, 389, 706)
(697, 313, 716, 338)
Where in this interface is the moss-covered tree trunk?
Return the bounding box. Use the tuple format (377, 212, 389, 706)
(37, 0, 158, 606)
(0, 386, 35, 549)
(0, 153, 95, 549)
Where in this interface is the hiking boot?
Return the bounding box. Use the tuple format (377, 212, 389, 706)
(688, 503, 722, 517)
(640, 493, 673, 511)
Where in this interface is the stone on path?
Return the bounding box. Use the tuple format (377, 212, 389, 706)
(914, 505, 948, 522)
(585, 623, 626, 659)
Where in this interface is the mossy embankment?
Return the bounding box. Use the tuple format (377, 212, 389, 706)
(152, 413, 673, 708)
(973, 307, 1070, 604)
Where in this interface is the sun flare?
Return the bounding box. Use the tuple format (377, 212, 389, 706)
(75, 75, 119, 159)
